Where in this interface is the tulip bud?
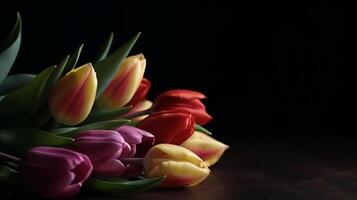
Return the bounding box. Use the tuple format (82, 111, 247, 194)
(21, 147, 92, 199)
(153, 89, 212, 125)
(126, 100, 153, 122)
(181, 131, 229, 167)
(68, 130, 131, 177)
(49, 63, 97, 125)
(68, 126, 154, 178)
(127, 78, 151, 106)
(138, 110, 195, 145)
(143, 144, 210, 187)
(97, 54, 146, 109)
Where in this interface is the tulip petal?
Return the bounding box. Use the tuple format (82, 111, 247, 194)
(95, 159, 128, 177)
(181, 131, 229, 166)
(155, 89, 206, 101)
(146, 161, 210, 187)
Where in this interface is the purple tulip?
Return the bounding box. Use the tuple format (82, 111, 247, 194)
(68, 126, 154, 178)
(116, 125, 155, 159)
(116, 125, 155, 177)
(21, 146, 93, 199)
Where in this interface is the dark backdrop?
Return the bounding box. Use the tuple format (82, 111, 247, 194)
(0, 1, 349, 142)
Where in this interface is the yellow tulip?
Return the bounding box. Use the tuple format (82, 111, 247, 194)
(143, 144, 210, 187)
(96, 54, 146, 109)
(49, 63, 97, 125)
(181, 131, 229, 167)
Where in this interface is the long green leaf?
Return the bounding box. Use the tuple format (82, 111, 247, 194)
(90, 176, 165, 195)
(82, 106, 133, 124)
(94, 32, 141, 99)
(0, 74, 35, 95)
(0, 66, 55, 127)
(62, 44, 84, 75)
(56, 119, 130, 137)
(0, 128, 74, 156)
(94, 33, 114, 62)
(26, 56, 69, 127)
(0, 13, 21, 85)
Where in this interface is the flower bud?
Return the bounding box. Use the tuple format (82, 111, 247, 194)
(143, 144, 210, 187)
(49, 63, 97, 125)
(138, 110, 195, 145)
(97, 54, 146, 109)
(21, 147, 92, 199)
(181, 131, 229, 167)
(68, 130, 131, 178)
(68, 126, 154, 178)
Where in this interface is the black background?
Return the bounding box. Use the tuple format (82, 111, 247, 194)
(0, 1, 350, 142)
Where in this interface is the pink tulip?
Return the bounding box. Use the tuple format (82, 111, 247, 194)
(21, 147, 92, 199)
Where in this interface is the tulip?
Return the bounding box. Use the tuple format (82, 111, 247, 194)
(127, 78, 151, 106)
(143, 144, 210, 187)
(138, 110, 195, 145)
(181, 131, 229, 167)
(68, 126, 154, 178)
(126, 100, 153, 122)
(97, 54, 146, 109)
(49, 63, 97, 125)
(116, 125, 155, 158)
(21, 147, 92, 199)
(153, 89, 212, 125)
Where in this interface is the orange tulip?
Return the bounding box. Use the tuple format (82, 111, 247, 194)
(49, 63, 97, 125)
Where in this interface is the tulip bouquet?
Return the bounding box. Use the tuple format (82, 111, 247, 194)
(0, 14, 228, 199)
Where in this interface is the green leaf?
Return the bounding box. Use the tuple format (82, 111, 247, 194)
(62, 44, 84, 75)
(94, 32, 141, 99)
(0, 66, 55, 127)
(55, 119, 130, 137)
(94, 33, 114, 62)
(0, 13, 22, 85)
(90, 176, 165, 195)
(82, 106, 133, 124)
(0, 73, 36, 95)
(195, 124, 212, 135)
(26, 56, 68, 127)
(0, 128, 74, 156)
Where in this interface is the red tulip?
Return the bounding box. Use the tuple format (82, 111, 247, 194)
(153, 89, 212, 125)
(127, 78, 151, 106)
(138, 110, 195, 145)
(21, 147, 92, 199)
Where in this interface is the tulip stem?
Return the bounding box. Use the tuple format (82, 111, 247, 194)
(120, 107, 153, 119)
(0, 152, 21, 163)
(121, 158, 144, 165)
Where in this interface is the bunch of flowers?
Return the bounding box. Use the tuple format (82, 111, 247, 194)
(0, 14, 228, 199)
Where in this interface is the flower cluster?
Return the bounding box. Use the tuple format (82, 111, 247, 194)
(0, 14, 228, 199)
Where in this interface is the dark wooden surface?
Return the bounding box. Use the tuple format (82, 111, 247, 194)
(77, 136, 357, 200)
